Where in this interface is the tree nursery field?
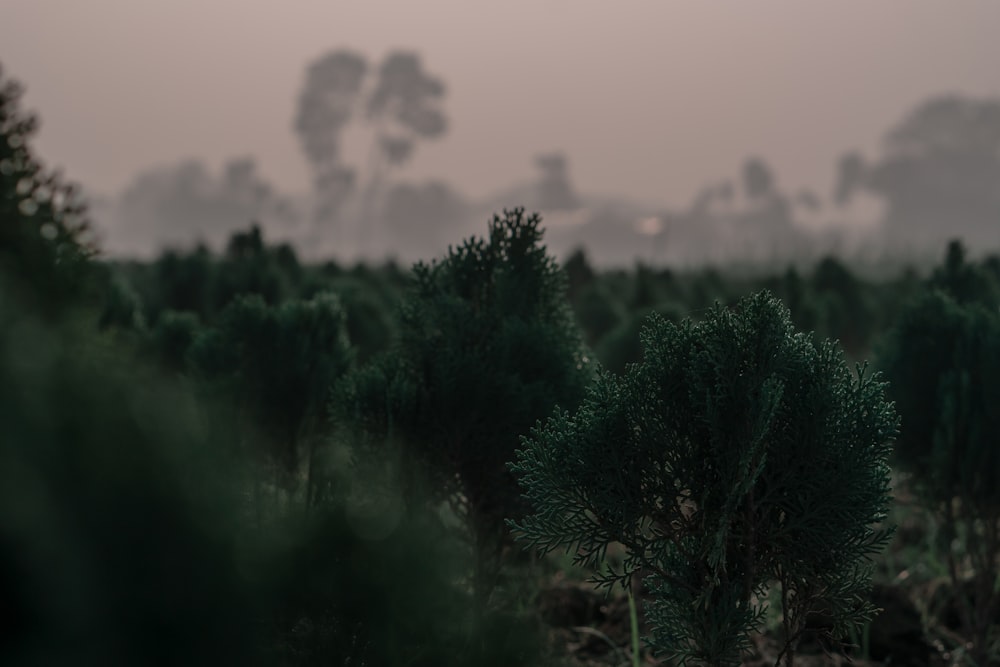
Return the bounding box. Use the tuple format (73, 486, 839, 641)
(5, 62, 1000, 667)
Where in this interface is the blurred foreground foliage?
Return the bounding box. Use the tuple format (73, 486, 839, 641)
(0, 64, 539, 666)
(0, 256, 541, 666)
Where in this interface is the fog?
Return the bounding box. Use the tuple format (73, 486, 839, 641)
(3, 1, 1000, 266)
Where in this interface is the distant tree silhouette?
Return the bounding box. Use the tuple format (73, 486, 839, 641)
(742, 157, 775, 201)
(294, 51, 366, 225)
(835, 96, 1000, 248)
(116, 157, 295, 254)
(295, 49, 448, 250)
(794, 189, 821, 212)
(740, 157, 795, 242)
(535, 152, 580, 210)
(833, 152, 865, 206)
(381, 180, 468, 260)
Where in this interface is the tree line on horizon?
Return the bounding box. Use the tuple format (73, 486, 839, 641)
(66, 49, 1000, 267)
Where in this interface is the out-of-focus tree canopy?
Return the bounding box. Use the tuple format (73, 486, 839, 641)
(0, 63, 95, 307)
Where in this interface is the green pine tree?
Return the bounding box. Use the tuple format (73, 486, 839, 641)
(189, 291, 354, 503)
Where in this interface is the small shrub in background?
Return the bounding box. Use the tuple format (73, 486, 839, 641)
(338, 208, 594, 622)
(928, 238, 1000, 307)
(189, 291, 354, 502)
(879, 286, 1000, 664)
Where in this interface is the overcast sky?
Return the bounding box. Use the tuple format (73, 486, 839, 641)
(3, 0, 999, 208)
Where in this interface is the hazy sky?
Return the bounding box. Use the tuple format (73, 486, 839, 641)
(3, 0, 999, 208)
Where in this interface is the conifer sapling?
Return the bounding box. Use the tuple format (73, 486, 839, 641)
(511, 291, 897, 666)
(338, 207, 593, 613)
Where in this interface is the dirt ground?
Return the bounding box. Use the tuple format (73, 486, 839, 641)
(533, 578, 968, 667)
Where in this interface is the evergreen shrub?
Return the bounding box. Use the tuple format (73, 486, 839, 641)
(879, 285, 1000, 663)
(512, 291, 897, 666)
(338, 207, 593, 609)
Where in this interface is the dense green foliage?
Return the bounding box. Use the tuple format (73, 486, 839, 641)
(878, 244, 1000, 663)
(0, 65, 535, 666)
(512, 292, 897, 666)
(881, 293, 1000, 507)
(109, 225, 402, 365)
(338, 208, 594, 613)
(189, 291, 354, 495)
(14, 57, 1000, 666)
(0, 289, 257, 666)
(0, 291, 514, 665)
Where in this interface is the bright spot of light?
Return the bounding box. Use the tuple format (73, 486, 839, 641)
(635, 216, 663, 236)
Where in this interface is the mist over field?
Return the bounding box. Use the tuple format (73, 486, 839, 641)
(3, 1, 999, 268)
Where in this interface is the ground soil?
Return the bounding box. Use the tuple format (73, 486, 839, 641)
(533, 578, 966, 667)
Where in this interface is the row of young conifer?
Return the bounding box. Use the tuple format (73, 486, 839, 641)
(4, 61, 1000, 665)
